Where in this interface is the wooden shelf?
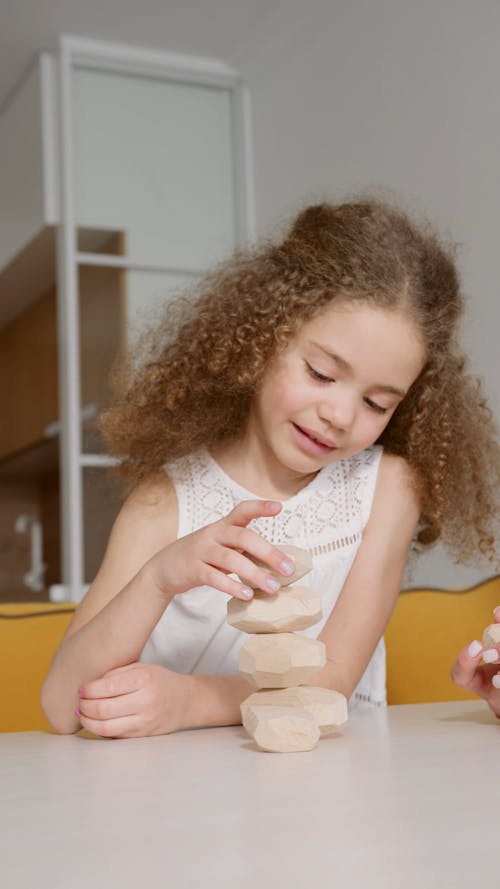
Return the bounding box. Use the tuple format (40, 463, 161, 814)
(0, 224, 123, 330)
(0, 438, 59, 482)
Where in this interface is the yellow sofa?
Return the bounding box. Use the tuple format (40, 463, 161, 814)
(385, 576, 500, 704)
(1, 576, 499, 731)
(0, 602, 76, 732)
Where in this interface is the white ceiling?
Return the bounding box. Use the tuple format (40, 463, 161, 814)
(0, 0, 293, 108)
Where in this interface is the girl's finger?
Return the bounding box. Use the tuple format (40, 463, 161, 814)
(219, 525, 296, 579)
(77, 711, 138, 739)
(493, 606, 500, 624)
(450, 640, 483, 688)
(79, 690, 141, 722)
(207, 544, 284, 595)
(201, 564, 255, 601)
(224, 500, 282, 528)
(79, 669, 144, 701)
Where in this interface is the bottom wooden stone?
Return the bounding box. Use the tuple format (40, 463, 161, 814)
(241, 686, 348, 737)
(242, 705, 320, 753)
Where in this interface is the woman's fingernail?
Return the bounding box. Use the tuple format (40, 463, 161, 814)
(266, 501, 281, 511)
(467, 640, 482, 658)
(492, 674, 500, 689)
(77, 686, 83, 696)
(241, 589, 253, 599)
(280, 560, 295, 575)
(494, 606, 500, 620)
(266, 578, 281, 592)
(483, 648, 499, 664)
(75, 709, 81, 718)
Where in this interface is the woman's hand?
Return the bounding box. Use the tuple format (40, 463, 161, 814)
(450, 608, 500, 718)
(76, 662, 194, 738)
(146, 499, 296, 601)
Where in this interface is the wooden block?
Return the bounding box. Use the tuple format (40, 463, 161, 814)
(239, 544, 312, 589)
(239, 633, 326, 688)
(241, 686, 348, 736)
(227, 586, 322, 633)
(483, 623, 500, 648)
(242, 705, 320, 753)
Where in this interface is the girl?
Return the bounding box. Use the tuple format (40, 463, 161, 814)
(41, 199, 500, 736)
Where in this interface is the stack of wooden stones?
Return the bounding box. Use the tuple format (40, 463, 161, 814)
(227, 545, 348, 753)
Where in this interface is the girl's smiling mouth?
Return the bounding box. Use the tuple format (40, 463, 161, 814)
(291, 423, 338, 454)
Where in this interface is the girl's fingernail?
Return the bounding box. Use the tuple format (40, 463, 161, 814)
(78, 686, 83, 696)
(483, 648, 499, 664)
(266, 578, 281, 592)
(492, 674, 500, 689)
(280, 560, 295, 575)
(266, 501, 281, 511)
(241, 589, 253, 599)
(494, 606, 500, 620)
(467, 640, 482, 658)
(75, 709, 81, 718)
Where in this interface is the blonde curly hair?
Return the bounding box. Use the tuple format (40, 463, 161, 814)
(101, 198, 500, 566)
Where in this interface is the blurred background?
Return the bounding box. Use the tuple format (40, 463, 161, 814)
(1, 0, 499, 603)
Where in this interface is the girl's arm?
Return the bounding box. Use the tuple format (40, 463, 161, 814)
(41, 476, 180, 733)
(42, 478, 293, 734)
(311, 452, 420, 698)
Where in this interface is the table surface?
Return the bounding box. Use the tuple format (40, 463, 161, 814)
(0, 700, 498, 889)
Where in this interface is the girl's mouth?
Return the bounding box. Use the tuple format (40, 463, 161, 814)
(291, 423, 338, 455)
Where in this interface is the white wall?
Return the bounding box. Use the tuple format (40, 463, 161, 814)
(236, 0, 500, 587)
(0, 61, 46, 271)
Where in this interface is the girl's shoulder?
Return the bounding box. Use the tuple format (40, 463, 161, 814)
(114, 470, 178, 552)
(124, 470, 177, 516)
(378, 449, 419, 486)
(70, 471, 178, 634)
(371, 450, 420, 515)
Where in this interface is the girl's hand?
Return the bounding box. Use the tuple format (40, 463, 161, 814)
(450, 608, 500, 718)
(147, 499, 296, 601)
(76, 663, 191, 738)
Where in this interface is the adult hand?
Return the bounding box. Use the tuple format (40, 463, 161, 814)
(147, 499, 296, 601)
(76, 662, 193, 738)
(450, 607, 500, 718)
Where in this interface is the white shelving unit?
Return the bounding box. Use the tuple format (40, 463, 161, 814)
(0, 36, 254, 601)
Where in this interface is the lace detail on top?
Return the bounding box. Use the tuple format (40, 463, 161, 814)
(168, 446, 383, 553)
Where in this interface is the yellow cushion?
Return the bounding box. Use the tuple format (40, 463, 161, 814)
(0, 602, 76, 732)
(385, 576, 500, 704)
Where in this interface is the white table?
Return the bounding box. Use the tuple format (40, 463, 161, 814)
(0, 701, 498, 888)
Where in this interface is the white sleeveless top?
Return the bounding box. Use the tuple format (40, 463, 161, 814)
(140, 446, 386, 709)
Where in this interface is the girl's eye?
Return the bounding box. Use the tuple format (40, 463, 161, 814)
(305, 362, 333, 383)
(364, 398, 388, 415)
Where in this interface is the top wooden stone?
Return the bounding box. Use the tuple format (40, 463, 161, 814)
(238, 544, 313, 589)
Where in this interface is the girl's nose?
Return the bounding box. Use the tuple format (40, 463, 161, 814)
(319, 394, 356, 431)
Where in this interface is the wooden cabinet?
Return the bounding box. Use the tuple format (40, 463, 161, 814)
(0, 227, 125, 601)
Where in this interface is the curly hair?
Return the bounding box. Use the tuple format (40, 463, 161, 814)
(101, 198, 500, 566)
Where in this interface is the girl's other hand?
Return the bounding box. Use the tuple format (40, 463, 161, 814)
(450, 606, 500, 718)
(76, 663, 191, 738)
(146, 499, 296, 601)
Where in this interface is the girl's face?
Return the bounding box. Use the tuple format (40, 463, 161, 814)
(249, 302, 426, 476)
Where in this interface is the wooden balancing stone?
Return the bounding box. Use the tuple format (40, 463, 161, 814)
(227, 544, 348, 753)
